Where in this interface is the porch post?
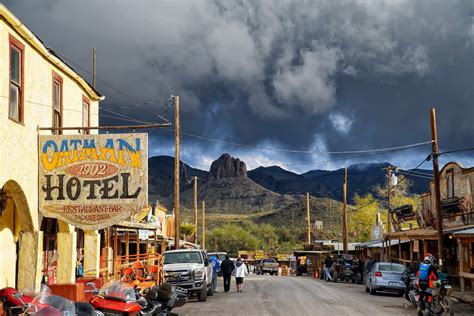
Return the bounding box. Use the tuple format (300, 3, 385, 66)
(56, 231, 77, 284)
(83, 230, 101, 278)
(398, 239, 402, 263)
(17, 231, 43, 293)
(458, 238, 465, 295)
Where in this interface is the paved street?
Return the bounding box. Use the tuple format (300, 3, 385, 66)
(179, 274, 414, 316)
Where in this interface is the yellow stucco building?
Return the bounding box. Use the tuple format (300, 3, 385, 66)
(0, 4, 103, 292)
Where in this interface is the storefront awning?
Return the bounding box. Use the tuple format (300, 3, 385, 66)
(453, 228, 474, 236)
(385, 228, 438, 240)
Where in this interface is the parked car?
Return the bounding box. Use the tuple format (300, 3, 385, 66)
(255, 258, 279, 275)
(365, 262, 406, 296)
(163, 249, 214, 302)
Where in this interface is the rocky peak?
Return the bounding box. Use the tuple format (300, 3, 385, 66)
(208, 153, 247, 180)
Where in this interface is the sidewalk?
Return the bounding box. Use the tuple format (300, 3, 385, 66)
(452, 290, 474, 304)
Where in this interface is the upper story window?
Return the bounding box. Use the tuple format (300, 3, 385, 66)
(52, 72, 63, 135)
(82, 96, 90, 134)
(446, 169, 454, 198)
(9, 35, 25, 123)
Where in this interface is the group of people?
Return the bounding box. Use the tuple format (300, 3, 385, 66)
(208, 255, 249, 293)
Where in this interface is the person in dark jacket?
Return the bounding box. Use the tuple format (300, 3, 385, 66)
(324, 255, 334, 282)
(220, 255, 235, 292)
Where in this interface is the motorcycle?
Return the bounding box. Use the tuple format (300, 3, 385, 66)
(142, 283, 188, 315)
(401, 270, 454, 316)
(0, 284, 100, 316)
(401, 270, 420, 307)
(87, 280, 188, 316)
(422, 279, 454, 316)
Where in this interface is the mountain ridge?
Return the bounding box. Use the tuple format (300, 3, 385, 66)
(148, 155, 431, 203)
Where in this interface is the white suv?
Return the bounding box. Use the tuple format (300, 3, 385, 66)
(163, 249, 214, 301)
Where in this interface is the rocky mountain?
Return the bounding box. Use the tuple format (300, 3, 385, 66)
(147, 153, 433, 234)
(147, 154, 431, 228)
(209, 153, 247, 180)
(248, 162, 432, 201)
(148, 156, 208, 202)
(150, 154, 295, 218)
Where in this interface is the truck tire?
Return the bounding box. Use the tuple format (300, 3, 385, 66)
(198, 286, 207, 302)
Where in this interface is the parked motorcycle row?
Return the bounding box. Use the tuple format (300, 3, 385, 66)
(0, 279, 188, 316)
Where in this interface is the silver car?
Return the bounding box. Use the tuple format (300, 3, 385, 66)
(365, 262, 406, 296)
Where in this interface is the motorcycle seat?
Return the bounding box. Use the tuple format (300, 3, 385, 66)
(146, 283, 172, 301)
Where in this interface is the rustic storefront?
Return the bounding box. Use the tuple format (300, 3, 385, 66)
(0, 4, 102, 292)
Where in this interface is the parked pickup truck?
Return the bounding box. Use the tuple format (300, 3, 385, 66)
(255, 258, 279, 275)
(163, 249, 214, 302)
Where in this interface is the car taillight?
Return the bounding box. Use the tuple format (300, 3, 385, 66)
(375, 271, 383, 277)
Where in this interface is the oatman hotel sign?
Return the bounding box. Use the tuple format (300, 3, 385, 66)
(39, 134, 148, 230)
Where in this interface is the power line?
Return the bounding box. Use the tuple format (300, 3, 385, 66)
(285, 151, 397, 167)
(348, 155, 430, 213)
(440, 147, 474, 155)
(0, 95, 161, 126)
(100, 113, 154, 124)
(175, 129, 433, 155)
(100, 107, 153, 124)
(396, 170, 433, 180)
(54, 51, 137, 103)
(54, 48, 173, 125)
(111, 0, 175, 95)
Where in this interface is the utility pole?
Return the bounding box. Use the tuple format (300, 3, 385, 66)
(306, 193, 311, 244)
(202, 201, 206, 250)
(292, 210, 295, 230)
(193, 176, 198, 244)
(430, 108, 444, 267)
(329, 199, 332, 230)
(174, 96, 180, 250)
(384, 166, 397, 233)
(92, 48, 96, 88)
(343, 168, 348, 253)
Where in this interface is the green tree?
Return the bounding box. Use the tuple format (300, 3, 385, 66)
(375, 175, 421, 229)
(207, 224, 259, 257)
(348, 194, 383, 242)
(180, 223, 196, 241)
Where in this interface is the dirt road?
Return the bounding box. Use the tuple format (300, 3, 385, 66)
(178, 274, 414, 316)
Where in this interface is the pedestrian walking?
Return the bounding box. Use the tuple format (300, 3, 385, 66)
(209, 255, 220, 292)
(232, 257, 248, 293)
(220, 255, 235, 292)
(324, 255, 334, 282)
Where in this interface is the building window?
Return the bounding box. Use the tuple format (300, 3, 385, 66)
(9, 35, 25, 123)
(446, 169, 454, 198)
(52, 72, 63, 135)
(82, 96, 90, 134)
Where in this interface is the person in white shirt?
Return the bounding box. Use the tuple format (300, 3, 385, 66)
(232, 257, 248, 293)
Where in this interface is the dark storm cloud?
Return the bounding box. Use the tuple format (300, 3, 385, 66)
(5, 0, 474, 171)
